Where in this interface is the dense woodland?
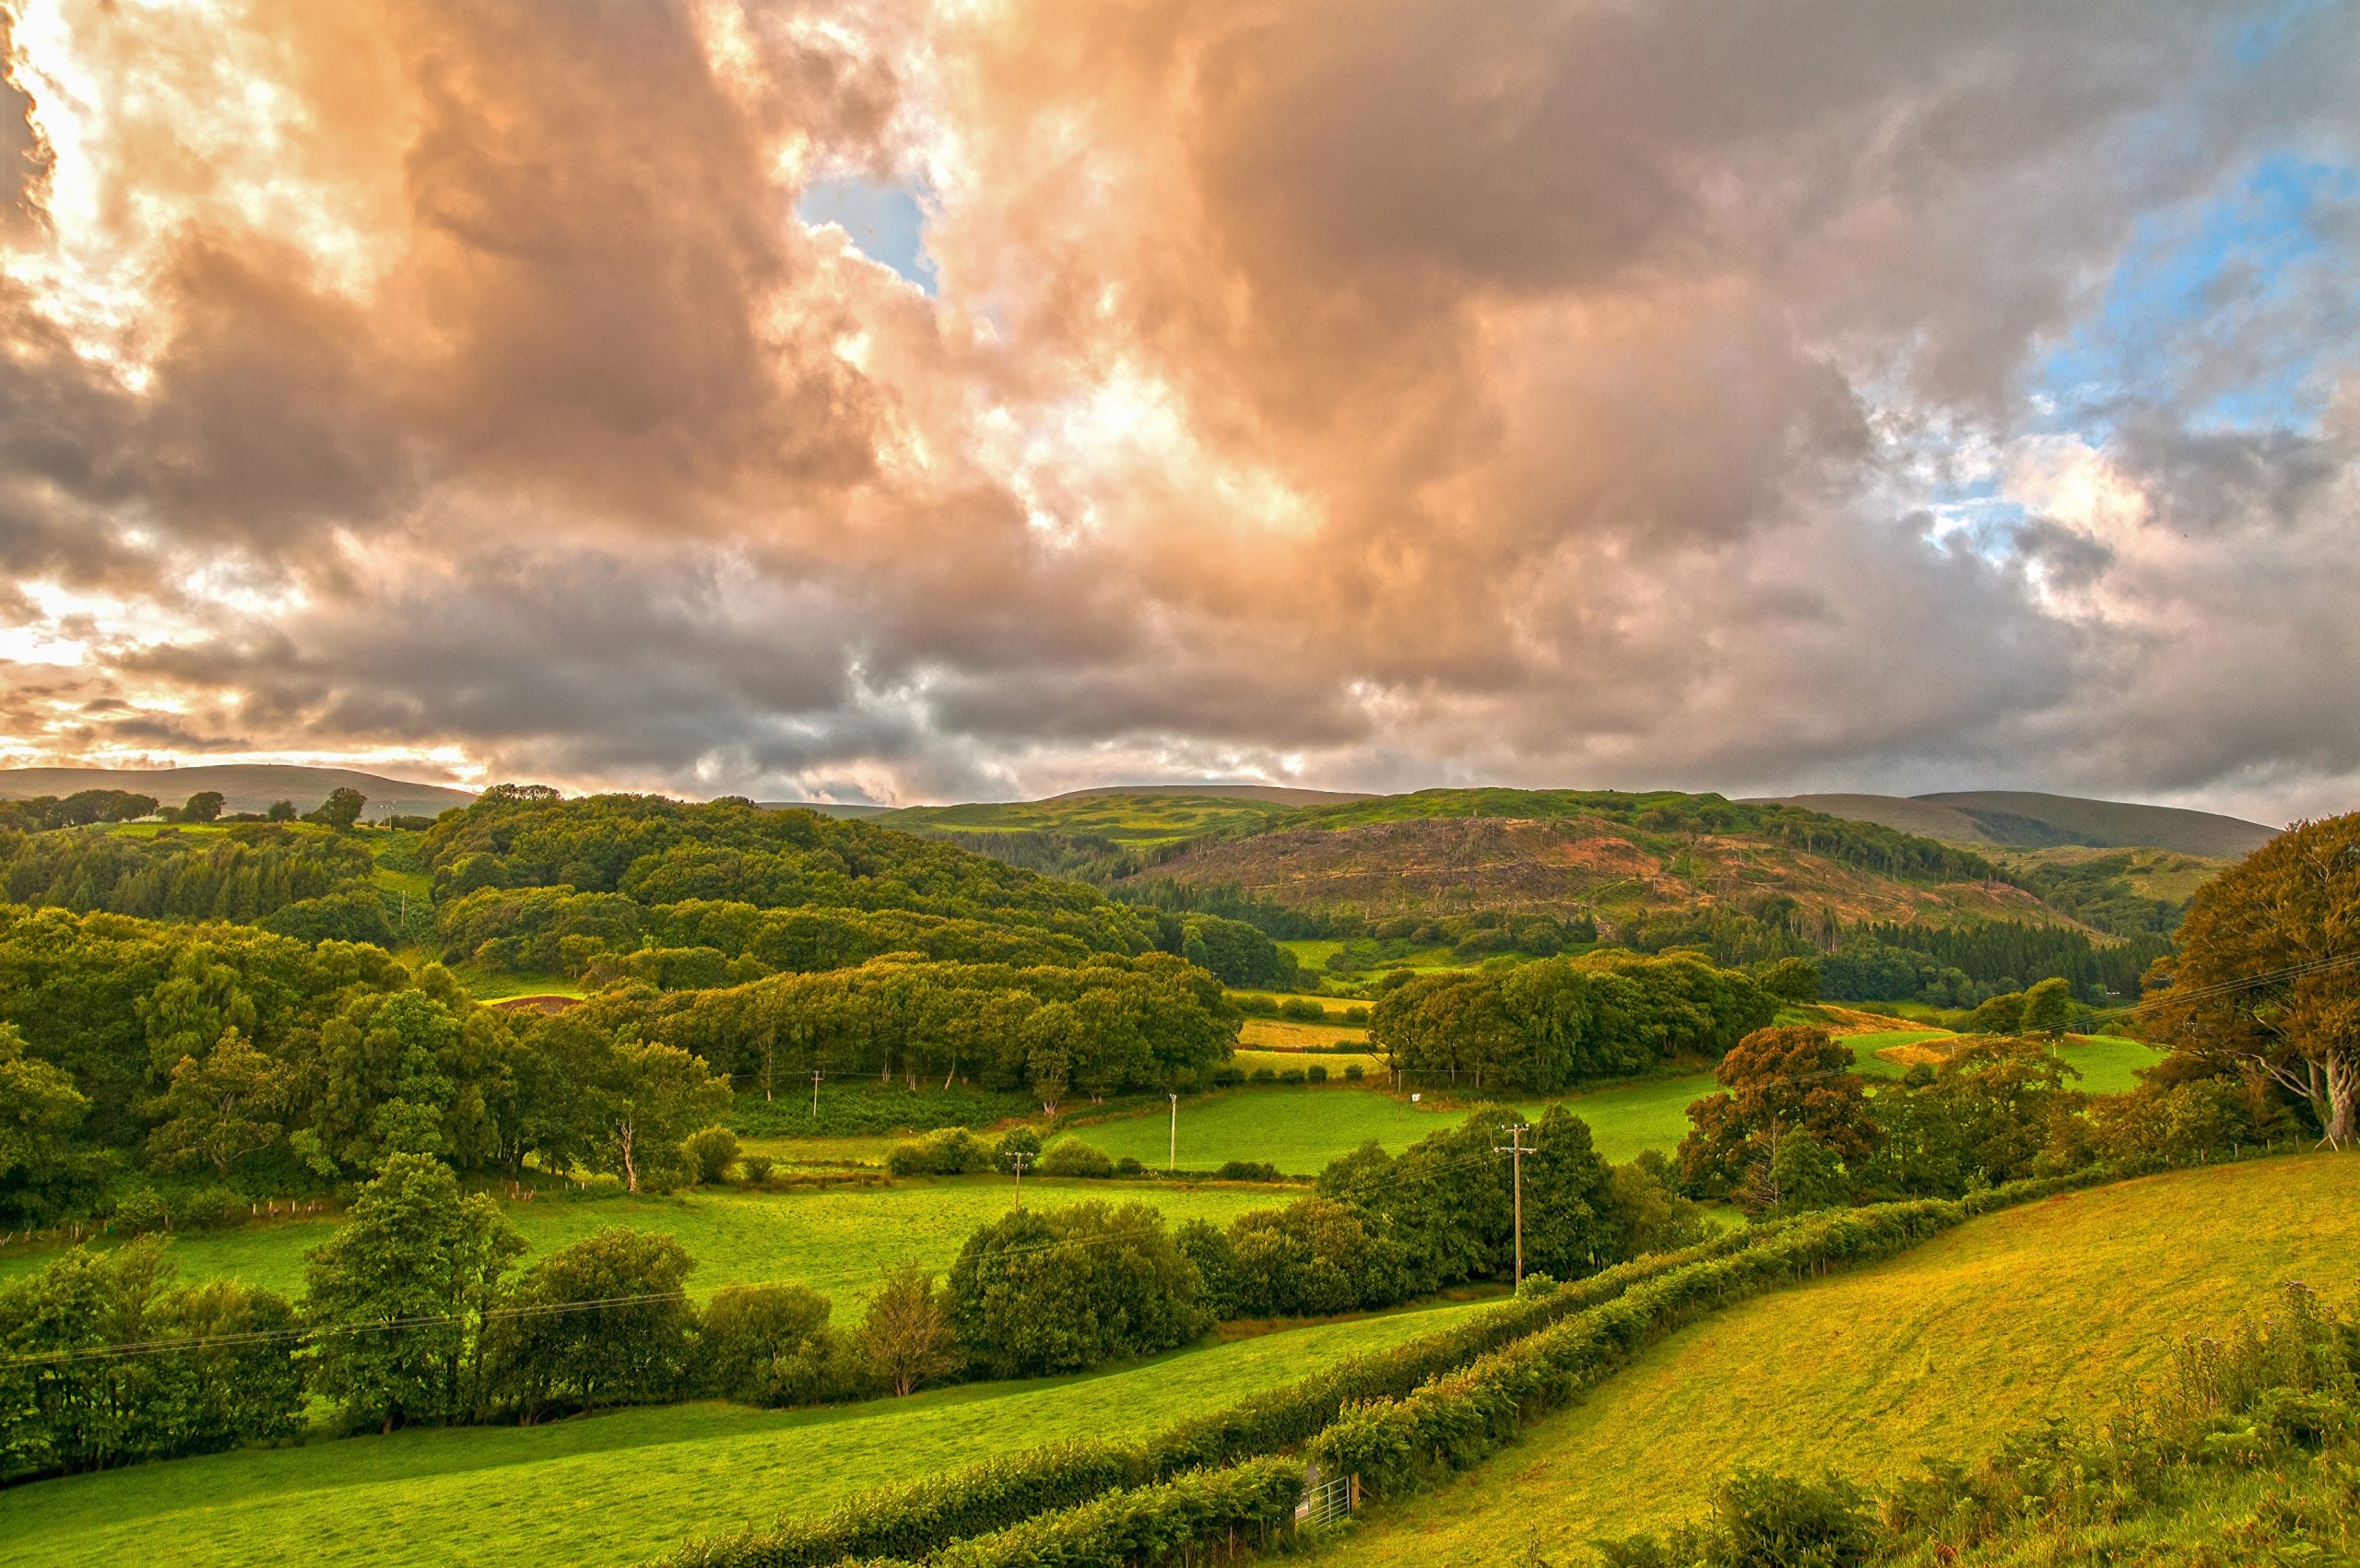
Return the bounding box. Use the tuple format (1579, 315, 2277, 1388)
(1368, 951, 1776, 1092)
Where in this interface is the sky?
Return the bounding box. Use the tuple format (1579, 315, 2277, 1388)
(0, 1, 2355, 824)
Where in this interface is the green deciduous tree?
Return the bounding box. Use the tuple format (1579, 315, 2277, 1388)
(946, 1201, 1206, 1378)
(179, 791, 224, 823)
(857, 1260, 960, 1397)
(586, 1038, 730, 1193)
(2019, 976, 2075, 1040)
(490, 1227, 694, 1421)
(1678, 1026, 1882, 1201)
(303, 1154, 524, 1432)
(0, 1022, 91, 1227)
(702, 1282, 856, 1406)
(144, 1028, 289, 1177)
(2156, 812, 2360, 1148)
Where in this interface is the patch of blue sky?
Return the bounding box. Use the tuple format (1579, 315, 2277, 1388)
(798, 175, 938, 293)
(1921, 477, 2029, 564)
(2030, 151, 2356, 438)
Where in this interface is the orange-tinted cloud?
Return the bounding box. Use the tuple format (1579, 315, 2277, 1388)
(0, 0, 2355, 818)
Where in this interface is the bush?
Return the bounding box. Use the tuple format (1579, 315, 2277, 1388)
(992, 1127, 1043, 1167)
(112, 1186, 169, 1234)
(1278, 996, 1327, 1021)
(490, 1228, 697, 1420)
(682, 1126, 739, 1185)
(739, 1155, 775, 1186)
(701, 1283, 859, 1407)
(169, 1185, 245, 1231)
(946, 1201, 1209, 1379)
(1233, 994, 1280, 1017)
(888, 1127, 991, 1177)
(1248, 1067, 1277, 1084)
(0, 1240, 304, 1483)
(1306, 1064, 1329, 1084)
(1344, 1064, 1366, 1082)
(1342, 1005, 1370, 1023)
(1216, 1161, 1282, 1183)
(1211, 1066, 1245, 1088)
(567, 1172, 627, 1201)
(1114, 1156, 1144, 1177)
(1041, 1141, 1115, 1179)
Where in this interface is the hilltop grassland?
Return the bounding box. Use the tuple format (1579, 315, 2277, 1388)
(0, 1297, 1486, 1568)
(1319, 1154, 2360, 1568)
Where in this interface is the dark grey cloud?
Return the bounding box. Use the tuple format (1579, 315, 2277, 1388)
(0, 0, 2353, 821)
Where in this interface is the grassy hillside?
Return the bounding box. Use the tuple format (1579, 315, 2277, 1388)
(0, 763, 472, 819)
(0, 1297, 1484, 1568)
(1323, 1153, 2360, 1567)
(0, 1178, 1279, 1303)
(1128, 788, 2067, 928)
(1762, 789, 2277, 857)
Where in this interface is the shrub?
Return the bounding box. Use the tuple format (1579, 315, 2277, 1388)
(1114, 1156, 1144, 1177)
(1211, 1066, 1245, 1088)
(682, 1126, 739, 1185)
(1278, 996, 1327, 1021)
(1342, 1005, 1370, 1023)
(1306, 1064, 1329, 1084)
(887, 1127, 990, 1177)
(490, 1228, 697, 1420)
(946, 1201, 1209, 1379)
(1041, 1141, 1115, 1179)
(739, 1155, 775, 1186)
(1344, 1064, 1366, 1082)
(567, 1172, 627, 1201)
(1216, 1160, 1281, 1183)
(701, 1283, 859, 1407)
(112, 1186, 169, 1234)
(1248, 1067, 1277, 1084)
(992, 1127, 1044, 1167)
(1234, 994, 1280, 1017)
(169, 1184, 245, 1231)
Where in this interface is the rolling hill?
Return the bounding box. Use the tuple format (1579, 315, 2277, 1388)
(1113, 788, 2071, 930)
(1755, 788, 2278, 856)
(0, 764, 474, 821)
(1322, 1153, 2359, 1566)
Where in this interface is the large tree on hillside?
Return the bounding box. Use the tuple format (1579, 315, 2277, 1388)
(1678, 1025, 1882, 1200)
(2156, 813, 2360, 1149)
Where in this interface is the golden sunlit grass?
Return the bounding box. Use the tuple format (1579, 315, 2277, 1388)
(1321, 1153, 2360, 1568)
(1238, 1017, 1370, 1049)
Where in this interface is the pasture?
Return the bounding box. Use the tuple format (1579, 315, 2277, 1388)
(0, 1298, 1488, 1568)
(1321, 1153, 2360, 1566)
(0, 1179, 1280, 1303)
(1064, 1071, 1722, 1172)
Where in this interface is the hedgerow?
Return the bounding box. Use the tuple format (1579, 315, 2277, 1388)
(1308, 1171, 2114, 1495)
(655, 1232, 1751, 1568)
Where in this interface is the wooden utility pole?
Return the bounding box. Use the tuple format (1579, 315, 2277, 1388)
(809, 1069, 824, 1116)
(1009, 1149, 1033, 1209)
(1168, 1091, 1179, 1173)
(1494, 1122, 1531, 1288)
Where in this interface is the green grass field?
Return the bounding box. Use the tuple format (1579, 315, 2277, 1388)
(1840, 1028, 2163, 1093)
(0, 1297, 1488, 1568)
(1238, 1016, 1369, 1049)
(0, 1179, 1279, 1304)
(1065, 1072, 1721, 1173)
(1322, 1153, 2360, 1567)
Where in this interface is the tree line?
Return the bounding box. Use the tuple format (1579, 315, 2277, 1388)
(1368, 951, 1776, 1092)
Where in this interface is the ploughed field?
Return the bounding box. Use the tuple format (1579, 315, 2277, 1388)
(1321, 1153, 2360, 1567)
(0, 1298, 1488, 1568)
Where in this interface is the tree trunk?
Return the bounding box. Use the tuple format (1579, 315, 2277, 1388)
(619, 1118, 639, 1192)
(2326, 1052, 2358, 1149)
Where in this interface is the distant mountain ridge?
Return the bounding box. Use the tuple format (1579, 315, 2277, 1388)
(1752, 790, 2277, 858)
(0, 764, 474, 821)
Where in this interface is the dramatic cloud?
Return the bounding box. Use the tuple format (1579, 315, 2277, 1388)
(0, 0, 2354, 819)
